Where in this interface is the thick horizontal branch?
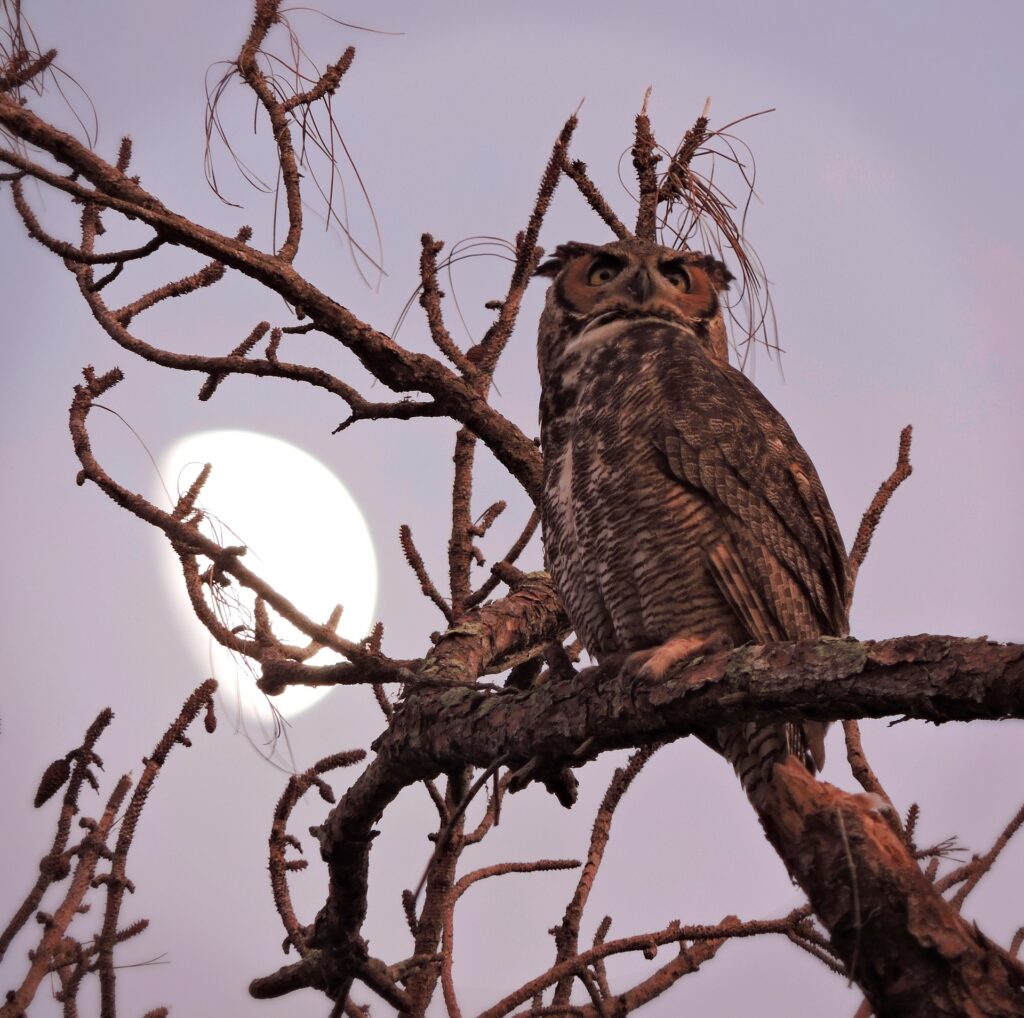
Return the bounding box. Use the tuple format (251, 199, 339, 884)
(379, 633, 1024, 774)
(278, 566, 1023, 1013)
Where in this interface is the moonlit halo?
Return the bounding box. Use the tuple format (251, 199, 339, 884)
(155, 430, 378, 728)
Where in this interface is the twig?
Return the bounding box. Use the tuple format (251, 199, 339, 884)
(419, 234, 475, 375)
(467, 510, 540, 609)
(236, 0, 307, 261)
(560, 157, 630, 239)
(1, 776, 133, 1018)
(198, 321, 271, 400)
(464, 772, 514, 846)
(11, 178, 163, 263)
(0, 709, 113, 961)
(847, 425, 913, 599)
(269, 750, 367, 955)
(632, 87, 660, 241)
(70, 369, 391, 668)
(657, 98, 710, 204)
(904, 802, 920, 851)
(113, 260, 226, 326)
(477, 909, 810, 1018)
(96, 681, 220, 1018)
(400, 523, 454, 621)
(552, 746, 661, 1006)
(473, 113, 578, 374)
(411, 756, 511, 902)
(448, 429, 478, 614)
(940, 802, 1024, 908)
(441, 859, 581, 1018)
(841, 720, 901, 834)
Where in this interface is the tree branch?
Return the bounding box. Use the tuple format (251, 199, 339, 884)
(381, 633, 1024, 773)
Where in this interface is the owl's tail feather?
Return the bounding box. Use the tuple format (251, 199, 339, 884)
(716, 720, 825, 804)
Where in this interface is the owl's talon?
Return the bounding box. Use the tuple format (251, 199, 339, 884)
(626, 632, 731, 682)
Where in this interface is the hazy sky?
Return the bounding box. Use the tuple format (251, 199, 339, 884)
(2, 2, 1022, 1016)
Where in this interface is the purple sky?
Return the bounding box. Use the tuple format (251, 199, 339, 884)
(2, 2, 1022, 1015)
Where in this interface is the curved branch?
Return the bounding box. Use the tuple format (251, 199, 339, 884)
(0, 94, 545, 499)
(68, 367, 388, 669)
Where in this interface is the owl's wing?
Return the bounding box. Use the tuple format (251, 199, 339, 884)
(655, 340, 849, 642)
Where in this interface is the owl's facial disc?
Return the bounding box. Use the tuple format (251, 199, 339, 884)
(554, 246, 722, 338)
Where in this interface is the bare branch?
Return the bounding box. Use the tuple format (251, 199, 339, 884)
(236, 0, 306, 260)
(842, 720, 900, 831)
(419, 234, 476, 375)
(0, 98, 544, 495)
(0, 45, 56, 92)
(400, 523, 454, 622)
(632, 88, 660, 242)
(467, 510, 540, 610)
(197, 321, 271, 400)
(269, 750, 367, 956)
(847, 425, 913, 599)
(442, 860, 582, 1018)
(472, 114, 578, 375)
(11, 177, 163, 264)
(0, 774, 132, 1018)
(479, 910, 806, 1018)
(69, 368, 391, 668)
(96, 681, 219, 1018)
(657, 98, 710, 204)
(448, 429, 477, 614)
(283, 47, 355, 113)
(0, 709, 114, 962)
(552, 746, 661, 1007)
(939, 802, 1024, 908)
(560, 157, 630, 239)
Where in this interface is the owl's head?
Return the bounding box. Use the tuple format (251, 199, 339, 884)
(535, 239, 734, 373)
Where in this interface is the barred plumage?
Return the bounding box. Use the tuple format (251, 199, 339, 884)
(536, 239, 848, 799)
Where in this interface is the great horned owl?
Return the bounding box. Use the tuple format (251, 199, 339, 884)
(536, 238, 849, 796)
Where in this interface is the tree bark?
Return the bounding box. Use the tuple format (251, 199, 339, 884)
(311, 598, 1024, 1016)
(759, 759, 1023, 1017)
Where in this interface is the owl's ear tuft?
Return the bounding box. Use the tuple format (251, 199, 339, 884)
(682, 252, 735, 292)
(534, 241, 597, 278)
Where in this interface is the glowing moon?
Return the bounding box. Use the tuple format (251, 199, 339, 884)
(155, 430, 378, 725)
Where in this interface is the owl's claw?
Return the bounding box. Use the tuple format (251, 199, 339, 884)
(624, 631, 731, 681)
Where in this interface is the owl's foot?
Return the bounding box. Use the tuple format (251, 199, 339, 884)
(625, 631, 731, 681)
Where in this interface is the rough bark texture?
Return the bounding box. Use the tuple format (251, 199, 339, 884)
(378, 629, 1024, 773)
(759, 760, 1024, 1018)
(306, 606, 1024, 1015)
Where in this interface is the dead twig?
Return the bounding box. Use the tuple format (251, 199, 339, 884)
(939, 801, 1024, 908)
(269, 750, 367, 956)
(551, 746, 662, 1007)
(847, 425, 913, 599)
(400, 523, 454, 622)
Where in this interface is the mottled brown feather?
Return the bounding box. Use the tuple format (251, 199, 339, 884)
(537, 239, 848, 795)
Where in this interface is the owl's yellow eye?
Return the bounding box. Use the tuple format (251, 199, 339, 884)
(586, 258, 622, 286)
(660, 262, 691, 290)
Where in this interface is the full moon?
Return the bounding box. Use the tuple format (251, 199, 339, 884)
(155, 430, 378, 728)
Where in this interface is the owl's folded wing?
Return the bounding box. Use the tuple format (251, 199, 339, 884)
(654, 342, 849, 642)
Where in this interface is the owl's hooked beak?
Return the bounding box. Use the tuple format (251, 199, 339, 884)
(624, 266, 653, 304)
